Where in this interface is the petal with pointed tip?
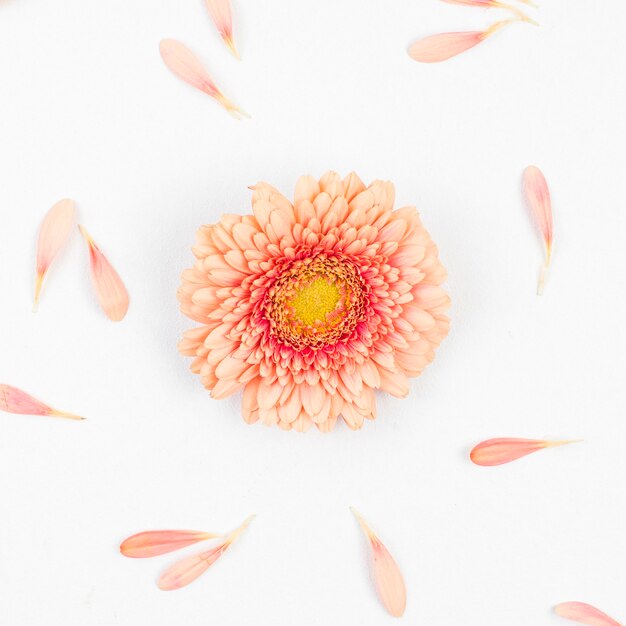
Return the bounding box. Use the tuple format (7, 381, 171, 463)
(0, 384, 85, 420)
(34, 198, 75, 310)
(205, 0, 238, 58)
(470, 438, 580, 466)
(351, 508, 406, 617)
(79, 225, 129, 322)
(555, 602, 621, 626)
(120, 530, 221, 558)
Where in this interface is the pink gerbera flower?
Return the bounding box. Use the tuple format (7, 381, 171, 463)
(178, 172, 450, 432)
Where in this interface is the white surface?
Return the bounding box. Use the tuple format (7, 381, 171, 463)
(1, 0, 625, 624)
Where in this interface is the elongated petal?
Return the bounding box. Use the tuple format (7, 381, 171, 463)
(470, 438, 580, 466)
(159, 39, 247, 119)
(441, 0, 538, 25)
(351, 508, 406, 617)
(157, 515, 254, 591)
(79, 225, 129, 322)
(555, 602, 621, 626)
(34, 198, 75, 311)
(0, 384, 85, 420)
(120, 530, 221, 558)
(205, 0, 238, 58)
(408, 19, 516, 63)
(523, 165, 553, 294)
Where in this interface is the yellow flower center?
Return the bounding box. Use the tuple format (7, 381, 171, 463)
(290, 278, 341, 326)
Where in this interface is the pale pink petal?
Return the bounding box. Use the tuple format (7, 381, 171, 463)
(408, 20, 517, 63)
(159, 39, 247, 119)
(555, 602, 621, 626)
(0, 384, 84, 420)
(34, 198, 75, 311)
(157, 515, 254, 591)
(79, 225, 129, 322)
(120, 530, 221, 558)
(441, 0, 537, 24)
(205, 0, 238, 58)
(523, 165, 554, 295)
(470, 438, 581, 466)
(351, 508, 406, 617)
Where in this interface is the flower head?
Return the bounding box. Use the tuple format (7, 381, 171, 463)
(178, 172, 450, 432)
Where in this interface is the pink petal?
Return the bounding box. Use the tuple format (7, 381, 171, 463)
(34, 198, 75, 311)
(157, 515, 254, 591)
(205, 0, 238, 58)
(523, 165, 554, 295)
(351, 508, 406, 617)
(120, 530, 221, 558)
(79, 225, 129, 322)
(0, 384, 85, 420)
(159, 38, 247, 119)
(441, 0, 538, 24)
(555, 602, 621, 626)
(470, 438, 581, 466)
(408, 20, 516, 63)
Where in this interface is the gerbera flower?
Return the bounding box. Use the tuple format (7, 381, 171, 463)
(178, 172, 450, 432)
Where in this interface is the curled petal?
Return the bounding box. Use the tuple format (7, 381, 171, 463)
(79, 225, 129, 322)
(34, 198, 75, 311)
(470, 438, 581, 466)
(0, 384, 84, 420)
(157, 515, 254, 591)
(120, 530, 221, 558)
(205, 0, 238, 58)
(408, 19, 517, 63)
(523, 165, 553, 295)
(555, 602, 621, 626)
(159, 39, 247, 119)
(441, 0, 538, 24)
(351, 508, 406, 617)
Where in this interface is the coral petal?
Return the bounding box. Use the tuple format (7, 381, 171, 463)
(470, 438, 580, 466)
(205, 0, 238, 58)
(79, 225, 129, 321)
(351, 508, 406, 617)
(0, 384, 85, 420)
(34, 198, 75, 310)
(555, 602, 621, 626)
(120, 530, 220, 558)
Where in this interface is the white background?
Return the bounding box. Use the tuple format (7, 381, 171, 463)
(1, 0, 625, 624)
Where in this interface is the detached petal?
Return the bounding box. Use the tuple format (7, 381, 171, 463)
(0, 384, 84, 420)
(351, 508, 406, 617)
(79, 225, 129, 322)
(441, 0, 537, 24)
(120, 530, 221, 558)
(34, 198, 75, 310)
(470, 438, 580, 466)
(205, 0, 238, 58)
(555, 602, 621, 626)
(159, 38, 247, 119)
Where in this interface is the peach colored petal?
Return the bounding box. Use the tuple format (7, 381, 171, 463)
(470, 438, 581, 466)
(351, 508, 406, 617)
(204, 0, 238, 58)
(79, 225, 129, 322)
(33, 198, 75, 311)
(408, 20, 517, 63)
(120, 530, 221, 558)
(555, 602, 621, 626)
(523, 165, 553, 295)
(441, 0, 538, 24)
(157, 515, 254, 591)
(0, 384, 84, 420)
(159, 39, 247, 119)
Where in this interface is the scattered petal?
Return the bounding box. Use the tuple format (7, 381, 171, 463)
(33, 198, 75, 311)
(205, 0, 238, 58)
(441, 0, 538, 25)
(159, 38, 247, 119)
(351, 507, 406, 617)
(470, 438, 581, 466)
(408, 19, 518, 63)
(157, 515, 254, 591)
(120, 530, 222, 558)
(523, 165, 553, 295)
(555, 602, 621, 626)
(78, 225, 129, 322)
(0, 384, 85, 420)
